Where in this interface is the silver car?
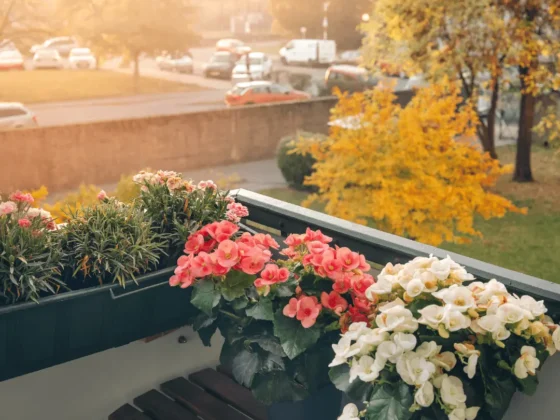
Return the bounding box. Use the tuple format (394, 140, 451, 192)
(0, 103, 37, 131)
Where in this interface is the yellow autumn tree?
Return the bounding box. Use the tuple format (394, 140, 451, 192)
(295, 82, 525, 246)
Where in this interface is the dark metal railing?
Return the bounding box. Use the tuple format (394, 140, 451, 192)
(232, 189, 560, 308)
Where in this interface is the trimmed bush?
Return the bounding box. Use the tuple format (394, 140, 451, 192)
(277, 131, 325, 191)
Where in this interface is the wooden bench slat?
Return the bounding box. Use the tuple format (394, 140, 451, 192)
(133, 389, 197, 420)
(161, 377, 251, 420)
(109, 403, 152, 420)
(189, 368, 268, 420)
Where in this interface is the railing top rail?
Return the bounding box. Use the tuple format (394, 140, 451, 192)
(232, 189, 560, 303)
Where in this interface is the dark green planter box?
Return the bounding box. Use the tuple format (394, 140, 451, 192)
(267, 384, 342, 420)
(0, 268, 194, 382)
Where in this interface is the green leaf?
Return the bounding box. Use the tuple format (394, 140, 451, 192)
(246, 298, 274, 321)
(518, 375, 539, 396)
(191, 280, 221, 316)
(365, 383, 413, 420)
(329, 364, 373, 401)
(232, 348, 262, 387)
(192, 312, 217, 331)
(273, 310, 321, 359)
(249, 335, 287, 357)
(198, 323, 217, 347)
(231, 296, 249, 310)
(479, 348, 516, 420)
(220, 271, 255, 301)
(252, 371, 310, 405)
(275, 281, 296, 297)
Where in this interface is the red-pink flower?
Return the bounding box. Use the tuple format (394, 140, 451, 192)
(238, 247, 271, 275)
(284, 234, 304, 247)
(307, 241, 329, 255)
(352, 295, 371, 312)
(9, 191, 34, 204)
(169, 275, 181, 287)
(321, 256, 342, 279)
(227, 202, 249, 218)
(237, 232, 256, 247)
(216, 240, 239, 268)
(185, 234, 205, 254)
(303, 228, 332, 244)
(173, 261, 195, 288)
(97, 190, 108, 201)
(0, 201, 17, 216)
(297, 296, 322, 328)
(336, 247, 361, 270)
(333, 275, 352, 294)
(202, 222, 219, 240)
(200, 239, 217, 253)
(18, 218, 31, 228)
(197, 180, 217, 190)
(283, 298, 299, 318)
(214, 220, 239, 242)
(254, 233, 280, 249)
(358, 254, 371, 271)
(351, 274, 375, 297)
(209, 253, 229, 276)
(191, 252, 213, 277)
(254, 264, 290, 287)
(321, 291, 348, 315)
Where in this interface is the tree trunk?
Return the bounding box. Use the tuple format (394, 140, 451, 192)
(485, 76, 499, 160)
(514, 66, 535, 182)
(133, 53, 140, 93)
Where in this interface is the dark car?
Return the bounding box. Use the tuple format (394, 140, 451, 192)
(324, 65, 378, 94)
(203, 52, 237, 79)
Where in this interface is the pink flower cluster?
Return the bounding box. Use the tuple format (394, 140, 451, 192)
(226, 202, 249, 223)
(0, 201, 17, 216)
(9, 191, 34, 204)
(284, 295, 323, 328)
(197, 180, 217, 190)
(170, 220, 280, 289)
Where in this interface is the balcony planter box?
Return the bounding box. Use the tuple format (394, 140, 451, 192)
(267, 384, 342, 420)
(0, 267, 194, 382)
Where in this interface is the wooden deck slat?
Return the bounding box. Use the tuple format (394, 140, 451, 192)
(190, 368, 268, 420)
(133, 389, 198, 420)
(161, 377, 251, 420)
(109, 403, 152, 420)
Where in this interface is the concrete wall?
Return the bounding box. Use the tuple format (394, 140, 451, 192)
(0, 98, 336, 193)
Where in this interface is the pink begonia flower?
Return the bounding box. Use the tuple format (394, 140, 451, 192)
(254, 233, 280, 250)
(238, 247, 271, 275)
(216, 240, 239, 268)
(283, 298, 299, 318)
(321, 256, 343, 278)
(191, 252, 213, 277)
(185, 234, 205, 255)
(352, 295, 371, 312)
(169, 275, 181, 287)
(254, 264, 290, 288)
(0, 201, 17, 216)
(214, 220, 239, 242)
(18, 218, 31, 228)
(201, 222, 219, 240)
(303, 228, 332, 244)
(297, 296, 322, 328)
(237, 232, 256, 247)
(333, 275, 352, 294)
(351, 274, 375, 297)
(97, 190, 108, 201)
(321, 291, 348, 315)
(209, 253, 229, 276)
(200, 239, 218, 253)
(284, 234, 304, 247)
(9, 191, 34, 204)
(336, 247, 361, 270)
(358, 254, 371, 271)
(307, 240, 329, 255)
(172, 260, 195, 288)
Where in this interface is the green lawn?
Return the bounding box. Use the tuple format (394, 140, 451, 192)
(259, 145, 560, 283)
(0, 70, 202, 103)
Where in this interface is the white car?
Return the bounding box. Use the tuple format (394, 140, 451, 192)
(156, 54, 193, 73)
(0, 103, 37, 131)
(32, 49, 63, 70)
(30, 37, 78, 56)
(69, 48, 97, 69)
(279, 39, 337, 66)
(231, 52, 273, 82)
(0, 49, 24, 70)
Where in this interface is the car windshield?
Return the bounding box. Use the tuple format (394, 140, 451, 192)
(236, 57, 263, 66)
(71, 50, 90, 56)
(212, 55, 231, 63)
(230, 86, 248, 96)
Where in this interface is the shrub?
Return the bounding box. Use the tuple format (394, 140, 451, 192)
(114, 174, 142, 203)
(0, 192, 63, 304)
(277, 132, 324, 191)
(60, 197, 167, 289)
(44, 184, 101, 223)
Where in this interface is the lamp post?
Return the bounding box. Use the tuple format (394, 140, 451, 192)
(323, 2, 330, 40)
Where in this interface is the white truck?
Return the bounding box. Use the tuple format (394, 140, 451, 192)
(279, 39, 337, 66)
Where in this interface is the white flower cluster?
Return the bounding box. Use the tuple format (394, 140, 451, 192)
(335, 255, 560, 420)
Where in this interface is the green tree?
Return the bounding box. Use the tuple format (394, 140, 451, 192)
(269, 0, 370, 49)
(1, 0, 55, 42)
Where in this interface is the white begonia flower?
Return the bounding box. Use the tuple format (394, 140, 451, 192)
(552, 326, 560, 351)
(448, 407, 481, 420)
(440, 375, 467, 408)
(517, 295, 547, 317)
(432, 373, 447, 389)
(368, 263, 401, 296)
(392, 332, 417, 352)
(329, 336, 362, 367)
(415, 381, 435, 407)
(396, 352, 436, 386)
(450, 266, 476, 282)
(338, 403, 360, 420)
(469, 279, 509, 305)
(429, 256, 453, 280)
(443, 309, 471, 332)
(406, 278, 425, 298)
(454, 343, 480, 379)
(514, 346, 540, 379)
(476, 315, 511, 341)
(420, 271, 439, 292)
(377, 341, 404, 364)
(349, 355, 385, 383)
(411, 255, 439, 269)
(344, 322, 370, 341)
(376, 305, 418, 333)
(356, 328, 390, 347)
(418, 305, 446, 329)
(464, 353, 479, 379)
(416, 341, 441, 359)
(496, 303, 533, 324)
(432, 285, 476, 313)
(433, 351, 457, 372)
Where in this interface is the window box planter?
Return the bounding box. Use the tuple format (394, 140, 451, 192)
(0, 267, 194, 382)
(267, 384, 342, 420)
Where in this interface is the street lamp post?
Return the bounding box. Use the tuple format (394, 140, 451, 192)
(323, 2, 330, 40)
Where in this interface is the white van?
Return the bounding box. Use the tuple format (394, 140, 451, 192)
(279, 39, 337, 66)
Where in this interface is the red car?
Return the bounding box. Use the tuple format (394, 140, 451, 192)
(225, 81, 311, 106)
(0, 50, 24, 70)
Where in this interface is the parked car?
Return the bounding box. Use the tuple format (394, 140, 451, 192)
(32, 49, 63, 70)
(231, 52, 273, 82)
(0, 49, 24, 70)
(156, 53, 193, 73)
(225, 81, 310, 106)
(279, 39, 337, 66)
(0, 39, 16, 52)
(203, 51, 237, 79)
(216, 38, 251, 57)
(324, 65, 378, 93)
(0, 103, 37, 130)
(68, 47, 96, 69)
(336, 50, 361, 65)
(30, 37, 78, 56)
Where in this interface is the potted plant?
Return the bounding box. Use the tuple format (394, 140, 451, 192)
(329, 255, 560, 420)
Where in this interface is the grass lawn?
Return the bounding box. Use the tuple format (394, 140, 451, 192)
(259, 145, 560, 283)
(0, 70, 202, 103)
